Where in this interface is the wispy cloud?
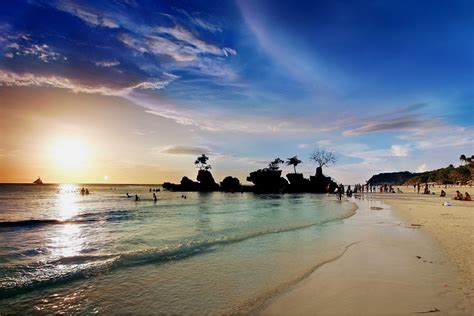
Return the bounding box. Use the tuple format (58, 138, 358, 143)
(94, 60, 120, 67)
(4, 42, 66, 63)
(0, 69, 176, 95)
(51, 0, 119, 28)
(160, 145, 213, 155)
(173, 7, 222, 33)
(119, 25, 236, 63)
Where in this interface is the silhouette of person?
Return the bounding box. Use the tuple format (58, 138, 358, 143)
(153, 193, 157, 202)
(135, 194, 140, 201)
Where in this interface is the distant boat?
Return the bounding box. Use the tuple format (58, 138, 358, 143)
(33, 177, 44, 185)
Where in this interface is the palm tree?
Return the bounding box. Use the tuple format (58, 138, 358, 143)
(460, 154, 467, 165)
(286, 156, 302, 173)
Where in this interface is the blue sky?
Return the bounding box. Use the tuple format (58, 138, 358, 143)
(0, 0, 473, 183)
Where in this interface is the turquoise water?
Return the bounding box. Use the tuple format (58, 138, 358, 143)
(0, 184, 355, 314)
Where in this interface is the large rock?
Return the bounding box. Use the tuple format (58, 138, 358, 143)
(309, 167, 338, 193)
(220, 176, 241, 192)
(286, 173, 311, 192)
(196, 170, 219, 191)
(247, 169, 287, 193)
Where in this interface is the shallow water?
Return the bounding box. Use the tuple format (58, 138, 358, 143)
(0, 184, 355, 314)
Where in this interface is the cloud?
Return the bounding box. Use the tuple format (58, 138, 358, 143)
(416, 163, 428, 173)
(343, 117, 421, 136)
(160, 145, 212, 155)
(0, 69, 176, 95)
(94, 60, 120, 67)
(390, 144, 409, 157)
(342, 103, 436, 136)
(174, 8, 222, 33)
(4, 42, 66, 63)
(52, 0, 119, 28)
(119, 25, 236, 62)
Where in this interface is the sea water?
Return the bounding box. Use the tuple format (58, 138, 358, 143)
(0, 184, 355, 314)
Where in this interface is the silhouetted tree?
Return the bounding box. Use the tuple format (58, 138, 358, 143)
(268, 158, 284, 171)
(310, 148, 337, 173)
(286, 156, 302, 173)
(195, 154, 211, 171)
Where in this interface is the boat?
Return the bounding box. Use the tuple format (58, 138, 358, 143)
(33, 177, 44, 185)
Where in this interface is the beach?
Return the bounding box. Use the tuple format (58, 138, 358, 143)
(258, 187, 474, 315)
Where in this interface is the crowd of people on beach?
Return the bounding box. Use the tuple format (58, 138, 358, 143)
(334, 182, 472, 202)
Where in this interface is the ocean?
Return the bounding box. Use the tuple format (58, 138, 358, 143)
(0, 184, 356, 314)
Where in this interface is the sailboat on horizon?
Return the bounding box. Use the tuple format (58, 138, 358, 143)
(33, 177, 44, 185)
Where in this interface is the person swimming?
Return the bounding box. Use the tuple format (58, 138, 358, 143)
(153, 193, 157, 202)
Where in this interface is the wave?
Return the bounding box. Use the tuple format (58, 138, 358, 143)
(0, 219, 94, 228)
(0, 210, 135, 229)
(0, 204, 357, 298)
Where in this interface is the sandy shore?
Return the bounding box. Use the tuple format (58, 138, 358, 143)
(257, 192, 473, 315)
(382, 186, 474, 305)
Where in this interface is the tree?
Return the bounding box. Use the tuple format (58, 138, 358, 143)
(194, 154, 211, 171)
(460, 154, 467, 165)
(310, 148, 337, 173)
(286, 156, 302, 173)
(268, 158, 284, 171)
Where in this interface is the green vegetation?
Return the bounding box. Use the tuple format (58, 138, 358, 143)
(368, 154, 474, 185)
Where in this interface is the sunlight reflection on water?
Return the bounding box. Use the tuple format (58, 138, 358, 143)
(57, 184, 79, 219)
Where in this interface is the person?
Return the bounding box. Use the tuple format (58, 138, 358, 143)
(417, 183, 420, 194)
(423, 183, 430, 195)
(85, 188, 89, 195)
(126, 193, 131, 198)
(454, 191, 463, 200)
(440, 190, 446, 197)
(135, 194, 140, 201)
(153, 193, 158, 202)
(80, 188, 85, 195)
(397, 188, 403, 193)
(465, 192, 472, 201)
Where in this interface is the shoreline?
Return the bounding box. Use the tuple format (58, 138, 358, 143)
(256, 194, 473, 315)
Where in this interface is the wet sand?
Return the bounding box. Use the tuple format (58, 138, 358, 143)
(257, 194, 473, 315)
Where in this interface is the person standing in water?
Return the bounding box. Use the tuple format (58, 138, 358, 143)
(153, 193, 157, 202)
(135, 194, 140, 201)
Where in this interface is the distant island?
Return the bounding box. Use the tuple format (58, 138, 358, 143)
(163, 149, 339, 193)
(368, 154, 473, 186)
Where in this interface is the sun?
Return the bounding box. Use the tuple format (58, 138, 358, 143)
(51, 137, 88, 169)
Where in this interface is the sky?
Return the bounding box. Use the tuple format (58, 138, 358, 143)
(0, 0, 473, 184)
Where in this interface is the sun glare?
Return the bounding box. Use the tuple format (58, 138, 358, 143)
(51, 138, 88, 169)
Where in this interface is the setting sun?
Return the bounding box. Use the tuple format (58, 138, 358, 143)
(51, 138, 88, 169)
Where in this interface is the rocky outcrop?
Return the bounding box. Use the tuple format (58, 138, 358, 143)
(286, 173, 311, 192)
(163, 171, 217, 192)
(220, 176, 241, 192)
(246, 169, 288, 193)
(197, 170, 219, 191)
(309, 167, 338, 193)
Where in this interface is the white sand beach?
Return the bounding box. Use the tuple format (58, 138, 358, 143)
(258, 189, 474, 315)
